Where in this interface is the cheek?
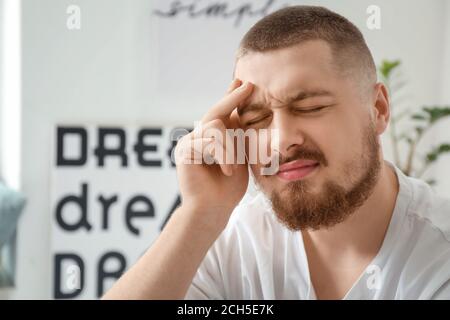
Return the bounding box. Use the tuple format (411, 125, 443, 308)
(313, 114, 361, 165)
(325, 118, 365, 168)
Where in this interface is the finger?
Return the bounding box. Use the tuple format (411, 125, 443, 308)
(191, 137, 215, 156)
(201, 131, 234, 176)
(192, 118, 226, 142)
(201, 112, 246, 167)
(207, 143, 233, 176)
(175, 137, 213, 165)
(177, 148, 204, 165)
(190, 119, 229, 166)
(226, 79, 242, 94)
(176, 137, 233, 176)
(201, 81, 254, 124)
(227, 109, 248, 166)
(229, 108, 241, 129)
(187, 119, 236, 176)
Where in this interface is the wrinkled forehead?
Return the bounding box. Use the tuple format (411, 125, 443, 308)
(234, 41, 341, 106)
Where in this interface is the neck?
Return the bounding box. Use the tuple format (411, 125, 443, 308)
(302, 159, 400, 262)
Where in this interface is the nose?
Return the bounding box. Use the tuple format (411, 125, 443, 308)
(269, 110, 306, 155)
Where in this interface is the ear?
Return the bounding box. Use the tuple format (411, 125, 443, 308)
(371, 82, 390, 135)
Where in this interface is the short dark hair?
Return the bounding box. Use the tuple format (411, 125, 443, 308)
(236, 5, 376, 88)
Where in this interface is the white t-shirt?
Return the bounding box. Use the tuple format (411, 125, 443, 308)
(185, 161, 450, 299)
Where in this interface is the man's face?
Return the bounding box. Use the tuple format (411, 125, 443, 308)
(234, 40, 383, 231)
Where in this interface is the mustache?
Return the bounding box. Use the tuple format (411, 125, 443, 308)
(262, 147, 328, 169)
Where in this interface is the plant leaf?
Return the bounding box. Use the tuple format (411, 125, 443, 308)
(415, 126, 424, 135)
(422, 106, 450, 124)
(379, 60, 401, 79)
(411, 114, 427, 121)
(425, 143, 450, 164)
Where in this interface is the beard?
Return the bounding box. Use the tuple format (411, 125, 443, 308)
(254, 121, 382, 231)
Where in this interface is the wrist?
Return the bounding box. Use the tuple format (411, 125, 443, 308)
(176, 201, 236, 232)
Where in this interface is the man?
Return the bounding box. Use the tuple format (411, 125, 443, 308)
(103, 6, 450, 300)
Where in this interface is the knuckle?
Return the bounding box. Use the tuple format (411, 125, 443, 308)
(209, 118, 224, 128)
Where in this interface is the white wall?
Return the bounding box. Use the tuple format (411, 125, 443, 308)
(441, 1, 450, 105)
(0, 0, 448, 299)
(0, 0, 21, 191)
(0, 1, 3, 176)
(434, 0, 450, 195)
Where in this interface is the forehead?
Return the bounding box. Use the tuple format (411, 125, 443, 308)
(234, 40, 341, 105)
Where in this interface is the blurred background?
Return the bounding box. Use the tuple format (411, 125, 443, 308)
(0, 0, 449, 299)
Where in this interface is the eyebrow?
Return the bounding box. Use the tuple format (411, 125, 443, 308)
(237, 89, 334, 116)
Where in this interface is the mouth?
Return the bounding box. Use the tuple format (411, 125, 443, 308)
(276, 159, 320, 181)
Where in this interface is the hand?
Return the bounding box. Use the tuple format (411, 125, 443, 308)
(174, 79, 254, 228)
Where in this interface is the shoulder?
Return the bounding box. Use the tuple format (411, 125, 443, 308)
(403, 173, 450, 243)
(395, 173, 450, 298)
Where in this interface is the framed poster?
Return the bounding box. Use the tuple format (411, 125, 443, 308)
(50, 124, 190, 299)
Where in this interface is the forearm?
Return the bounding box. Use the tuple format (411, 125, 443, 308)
(102, 204, 227, 300)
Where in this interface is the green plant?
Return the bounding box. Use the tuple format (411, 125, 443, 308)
(379, 59, 450, 185)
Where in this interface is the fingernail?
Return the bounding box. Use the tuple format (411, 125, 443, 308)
(239, 81, 248, 90)
(227, 79, 240, 92)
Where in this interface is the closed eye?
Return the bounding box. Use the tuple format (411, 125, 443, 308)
(245, 115, 270, 126)
(293, 105, 329, 113)
(244, 105, 332, 126)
